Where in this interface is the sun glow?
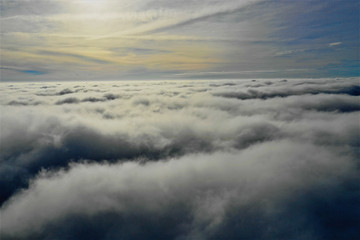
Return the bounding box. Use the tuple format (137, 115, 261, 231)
(74, 0, 111, 12)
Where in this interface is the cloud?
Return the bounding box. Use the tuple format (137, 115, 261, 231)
(212, 80, 359, 100)
(329, 42, 342, 47)
(140, 0, 263, 34)
(0, 0, 65, 18)
(7, 100, 43, 106)
(0, 78, 359, 239)
(37, 50, 112, 64)
(111, 47, 172, 56)
(1, 1, 359, 80)
(0, 67, 47, 75)
(1, 140, 358, 239)
(55, 97, 80, 104)
(58, 88, 74, 95)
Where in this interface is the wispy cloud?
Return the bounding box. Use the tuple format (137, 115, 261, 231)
(136, 1, 263, 34)
(0, 0, 358, 80)
(1, 67, 47, 75)
(329, 41, 342, 47)
(37, 50, 112, 64)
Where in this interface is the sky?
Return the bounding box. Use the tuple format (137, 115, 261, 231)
(0, 0, 359, 81)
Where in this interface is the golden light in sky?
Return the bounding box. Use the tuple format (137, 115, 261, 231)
(74, 0, 111, 13)
(0, 0, 358, 80)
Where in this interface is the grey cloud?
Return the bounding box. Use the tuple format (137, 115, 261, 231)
(81, 93, 121, 103)
(55, 97, 80, 105)
(0, 0, 65, 18)
(212, 84, 360, 100)
(144, 4, 247, 34)
(55, 94, 122, 104)
(288, 94, 360, 113)
(37, 50, 112, 64)
(35, 88, 78, 96)
(81, 97, 107, 103)
(1, 140, 358, 240)
(58, 88, 74, 95)
(0, 108, 289, 204)
(103, 93, 120, 100)
(7, 100, 43, 106)
(231, 94, 360, 121)
(111, 47, 172, 56)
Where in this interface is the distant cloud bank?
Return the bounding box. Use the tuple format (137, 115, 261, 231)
(0, 78, 359, 239)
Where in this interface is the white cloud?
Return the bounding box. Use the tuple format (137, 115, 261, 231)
(329, 42, 342, 47)
(1, 140, 356, 238)
(0, 78, 359, 239)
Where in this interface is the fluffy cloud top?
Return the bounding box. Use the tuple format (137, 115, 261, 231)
(0, 78, 359, 239)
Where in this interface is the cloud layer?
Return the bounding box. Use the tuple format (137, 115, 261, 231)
(0, 78, 359, 239)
